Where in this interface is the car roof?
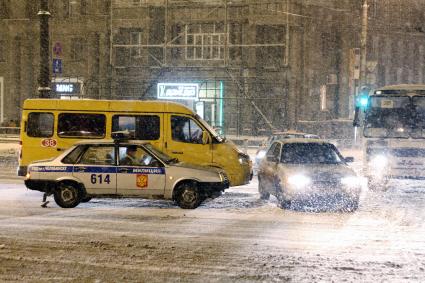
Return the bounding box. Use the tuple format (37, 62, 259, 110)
(272, 138, 330, 145)
(271, 131, 319, 137)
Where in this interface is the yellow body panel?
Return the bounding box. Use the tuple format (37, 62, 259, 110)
(20, 99, 251, 186)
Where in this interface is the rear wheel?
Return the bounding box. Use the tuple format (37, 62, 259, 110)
(81, 197, 92, 203)
(54, 182, 81, 208)
(175, 182, 202, 209)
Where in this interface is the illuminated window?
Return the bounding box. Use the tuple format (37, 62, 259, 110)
(185, 23, 226, 61)
(320, 85, 327, 111)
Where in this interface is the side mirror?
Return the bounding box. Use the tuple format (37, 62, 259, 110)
(345, 157, 354, 163)
(202, 131, 210, 145)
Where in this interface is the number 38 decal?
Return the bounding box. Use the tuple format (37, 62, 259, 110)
(90, 174, 111, 184)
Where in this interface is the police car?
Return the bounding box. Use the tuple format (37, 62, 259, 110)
(24, 140, 229, 209)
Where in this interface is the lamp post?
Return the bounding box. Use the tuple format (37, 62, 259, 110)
(360, 0, 368, 87)
(38, 0, 51, 98)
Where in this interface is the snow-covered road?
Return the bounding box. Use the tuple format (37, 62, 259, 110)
(0, 175, 424, 282)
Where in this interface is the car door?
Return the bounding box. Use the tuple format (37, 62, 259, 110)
(72, 145, 117, 195)
(116, 145, 166, 196)
(164, 114, 213, 166)
(260, 142, 282, 193)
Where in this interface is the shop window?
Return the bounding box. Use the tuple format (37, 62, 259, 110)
(71, 38, 85, 61)
(185, 23, 226, 61)
(27, 112, 54, 138)
(171, 115, 203, 144)
(112, 115, 160, 140)
(58, 113, 105, 138)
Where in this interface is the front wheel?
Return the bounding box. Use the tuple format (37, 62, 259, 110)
(345, 198, 359, 212)
(54, 182, 82, 208)
(175, 182, 202, 209)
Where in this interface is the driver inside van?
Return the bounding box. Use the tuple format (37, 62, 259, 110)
(172, 121, 188, 142)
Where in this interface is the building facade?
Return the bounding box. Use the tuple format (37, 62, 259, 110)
(1, 0, 425, 137)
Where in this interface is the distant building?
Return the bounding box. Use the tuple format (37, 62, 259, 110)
(1, 0, 425, 137)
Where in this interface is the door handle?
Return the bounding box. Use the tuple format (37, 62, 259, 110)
(118, 168, 131, 173)
(172, 151, 183, 154)
(75, 166, 86, 172)
(57, 148, 65, 151)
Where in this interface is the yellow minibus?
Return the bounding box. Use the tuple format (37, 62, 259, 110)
(19, 99, 252, 186)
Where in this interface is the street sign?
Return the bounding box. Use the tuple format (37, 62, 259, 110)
(52, 59, 62, 74)
(53, 42, 62, 57)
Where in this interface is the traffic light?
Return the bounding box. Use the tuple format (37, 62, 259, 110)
(355, 86, 370, 110)
(353, 86, 370, 127)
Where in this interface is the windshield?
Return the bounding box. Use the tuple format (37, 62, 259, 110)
(364, 96, 411, 138)
(195, 115, 224, 143)
(281, 143, 343, 164)
(411, 96, 425, 138)
(143, 144, 177, 164)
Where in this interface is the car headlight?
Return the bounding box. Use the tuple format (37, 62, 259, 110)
(369, 154, 388, 171)
(341, 176, 361, 187)
(238, 153, 250, 165)
(287, 174, 311, 187)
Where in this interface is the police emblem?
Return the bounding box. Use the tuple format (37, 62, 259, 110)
(136, 174, 148, 188)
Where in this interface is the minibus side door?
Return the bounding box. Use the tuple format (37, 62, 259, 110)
(165, 114, 213, 166)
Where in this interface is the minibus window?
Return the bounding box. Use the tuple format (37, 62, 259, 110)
(27, 112, 54, 137)
(112, 115, 160, 140)
(58, 113, 106, 138)
(171, 115, 203, 144)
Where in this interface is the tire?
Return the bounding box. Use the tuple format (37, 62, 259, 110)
(258, 177, 270, 200)
(81, 197, 92, 203)
(54, 182, 82, 208)
(208, 191, 222, 199)
(279, 196, 291, 209)
(346, 199, 359, 212)
(175, 182, 202, 209)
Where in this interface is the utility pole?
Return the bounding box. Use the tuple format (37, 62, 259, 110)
(359, 0, 368, 87)
(38, 0, 51, 98)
